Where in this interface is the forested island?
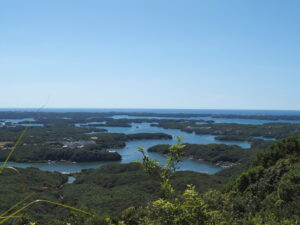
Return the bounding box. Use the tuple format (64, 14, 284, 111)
(153, 120, 300, 139)
(148, 143, 268, 167)
(1, 111, 299, 164)
(0, 126, 172, 163)
(0, 111, 300, 224)
(1, 111, 300, 127)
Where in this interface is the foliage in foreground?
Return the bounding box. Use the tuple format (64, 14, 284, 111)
(108, 137, 296, 225)
(48, 137, 300, 225)
(1, 137, 300, 224)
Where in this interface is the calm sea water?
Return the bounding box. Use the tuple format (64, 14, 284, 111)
(111, 115, 300, 124)
(0, 118, 44, 126)
(2, 108, 296, 174)
(97, 122, 251, 148)
(2, 108, 300, 124)
(1, 108, 300, 115)
(3, 122, 249, 174)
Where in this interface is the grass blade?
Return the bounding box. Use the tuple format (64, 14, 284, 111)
(0, 199, 95, 224)
(0, 127, 28, 173)
(0, 194, 33, 218)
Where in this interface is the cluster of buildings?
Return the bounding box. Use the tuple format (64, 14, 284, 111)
(0, 121, 16, 128)
(62, 140, 96, 148)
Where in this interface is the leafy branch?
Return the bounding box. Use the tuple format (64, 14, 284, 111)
(138, 136, 185, 199)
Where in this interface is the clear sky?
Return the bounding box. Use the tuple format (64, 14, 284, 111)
(1, 0, 299, 110)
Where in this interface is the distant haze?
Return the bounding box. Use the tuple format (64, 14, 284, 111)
(1, 0, 299, 110)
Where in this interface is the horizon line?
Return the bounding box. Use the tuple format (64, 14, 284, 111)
(1, 107, 300, 112)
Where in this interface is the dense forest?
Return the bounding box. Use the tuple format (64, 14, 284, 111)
(0, 112, 299, 224)
(0, 137, 299, 224)
(148, 143, 258, 165)
(0, 125, 172, 163)
(153, 121, 300, 139)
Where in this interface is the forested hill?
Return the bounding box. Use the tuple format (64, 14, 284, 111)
(113, 137, 300, 225)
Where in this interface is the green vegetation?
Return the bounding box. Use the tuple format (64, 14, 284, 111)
(226, 137, 300, 223)
(154, 121, 300, 139)
(1, 112, 300, 129)
(0, 163, 231, 224)
(62, 163, 160, 217)
(0, 167, 68, 223)
(138, 137, 186, 199)
(0, 124, 173, 163)
(115, 137, 300, 225)
(0, 111, 299, 224)
(0, 141, 122, 163)
(213, 114, 300, 121)
(147, 140, 273, 169)
(0, 146, 122, 162)
(126, 133, 172, 140)
(1, 137, 300, 224)
(148, 144, 252, 165)
(62, 137, 300, 224)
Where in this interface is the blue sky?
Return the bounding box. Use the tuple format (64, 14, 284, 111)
(0, 0, 299, 109)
